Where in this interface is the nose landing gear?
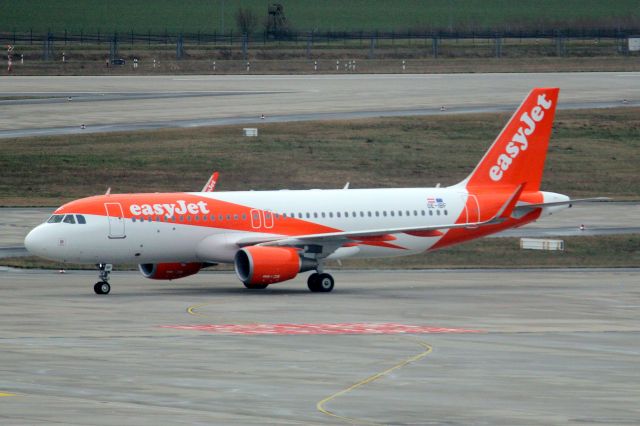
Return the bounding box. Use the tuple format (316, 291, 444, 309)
(94, 263, 113, 294)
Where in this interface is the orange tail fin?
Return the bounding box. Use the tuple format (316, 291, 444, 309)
(463, 88, 559, 191)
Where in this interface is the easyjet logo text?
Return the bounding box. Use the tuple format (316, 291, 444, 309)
(129, 200, 210, 217)
(489, 93, 553, 181)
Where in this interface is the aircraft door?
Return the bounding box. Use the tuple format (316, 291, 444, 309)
(263, 211, 274, 229)
(250, 209, 262, 229)
(467, 194, 480, 223)
(458, 193, 481, 223)
(104, 203, 126, 239)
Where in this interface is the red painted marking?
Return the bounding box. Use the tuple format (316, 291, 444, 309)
(160, 323, 481, 335)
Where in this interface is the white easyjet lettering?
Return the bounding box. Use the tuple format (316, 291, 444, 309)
(489, 93, 552, 182)
(129, 200, 210, 217)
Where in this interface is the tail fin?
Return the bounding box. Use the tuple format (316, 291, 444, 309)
(462, 88, 559, 191)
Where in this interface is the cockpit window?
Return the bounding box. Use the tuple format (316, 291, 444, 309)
(76, 215, 86, 224)
(62, 214, 76, 224)
(47, 215, 64, 223)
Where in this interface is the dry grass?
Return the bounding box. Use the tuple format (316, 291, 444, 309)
(1, 107, 638, 206)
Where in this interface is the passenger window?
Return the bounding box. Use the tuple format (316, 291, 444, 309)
(242, 214, 247, 220)
(329, 212, 333, 218)
(429, 210, 433, 216)
(383, 211, 387, 217)
(344, 212, 349, 218)
(421, 210, 426, 216)
(360, 212, 364, 217)
(321, 212, 326, 218)
(202, 215, 207, 221)
(47, 215, 64, 223)
(398, 211, 402, 216)
(444, 210, 448, 215)
(375, 211, 380, 217)
(63, 215, 76, 224)
(406, 210, 411, 216)
(390, 211, 395, 217)
(226, 215, 231, 220)
(132, 217, 137, 223)
(76, 215, 86, 224)
(437, 210, 441, 216)
(367, 212, 372, 217)
(234, 214, 239, 220)
(219, 215, 223, 221)
(337, 212, 341, 218)
(306, 213, 310, 219)
(414, 210, 418, 216)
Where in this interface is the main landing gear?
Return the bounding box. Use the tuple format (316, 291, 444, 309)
(94, 263, 112, 295)
(307, 272, 334, 293)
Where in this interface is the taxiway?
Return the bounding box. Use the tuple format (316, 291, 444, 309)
(0, 268, 638, 424)
(1, 72, 638, 138)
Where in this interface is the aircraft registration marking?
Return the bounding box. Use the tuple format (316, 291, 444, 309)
(160, 322, 480, 335)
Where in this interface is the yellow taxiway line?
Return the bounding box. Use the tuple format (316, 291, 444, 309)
(317, 339, 433, 425)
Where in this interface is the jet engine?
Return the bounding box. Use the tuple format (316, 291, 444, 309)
(138, 262, 203, 280)
(234, 246, 317, 286)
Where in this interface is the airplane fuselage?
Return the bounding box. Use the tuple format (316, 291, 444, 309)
(25, 187, 568, 265)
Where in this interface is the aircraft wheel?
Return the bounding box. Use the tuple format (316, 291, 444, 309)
(94, 281, 111, 295)
(243, 282, 268, 290)
(308, 273, 334, 292)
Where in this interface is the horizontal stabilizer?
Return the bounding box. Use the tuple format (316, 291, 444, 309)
(514, 197, 611, 215)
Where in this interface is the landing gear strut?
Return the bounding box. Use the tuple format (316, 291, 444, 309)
(307, 272, 334, 292)
(94, 263, 112, 295)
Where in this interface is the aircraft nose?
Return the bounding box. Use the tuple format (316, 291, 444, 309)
(24, 226, 44, 256)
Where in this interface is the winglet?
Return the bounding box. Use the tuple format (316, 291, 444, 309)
(202, 171, 219, 192)
(490, 184, 526, 223)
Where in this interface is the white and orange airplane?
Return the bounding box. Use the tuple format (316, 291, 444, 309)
(24, 88, 604, 294)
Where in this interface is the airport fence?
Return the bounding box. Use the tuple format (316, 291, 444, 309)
(1, 28, 638, 62)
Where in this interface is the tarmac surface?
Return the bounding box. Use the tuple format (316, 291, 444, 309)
(0, 268, 638, 424)
(1, 72, 639, 138)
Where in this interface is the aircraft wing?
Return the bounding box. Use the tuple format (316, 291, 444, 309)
(236, 185, 525, 249)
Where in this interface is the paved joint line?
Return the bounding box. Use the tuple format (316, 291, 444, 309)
(316, 339, 433, 425)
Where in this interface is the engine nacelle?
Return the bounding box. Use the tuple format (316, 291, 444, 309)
(234, 246, 317, 286)
(138, 262, 202, 280)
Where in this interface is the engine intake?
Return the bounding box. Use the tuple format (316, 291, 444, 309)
(138, 262, 202, 280)
(234, 246, 317, 286)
